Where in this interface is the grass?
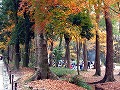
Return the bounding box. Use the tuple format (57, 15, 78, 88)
(50, 67, 92, 90)
(50, 67, 76, 77)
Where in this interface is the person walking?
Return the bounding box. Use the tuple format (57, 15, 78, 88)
(87, 61, 91, 69)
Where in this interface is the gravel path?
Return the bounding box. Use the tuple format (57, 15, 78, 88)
(0, 60, 11, 90)
(0, 61, 4, 90)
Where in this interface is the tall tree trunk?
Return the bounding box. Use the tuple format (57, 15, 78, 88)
(15, 40, 20, 70)
(13, 0, 20, 70)
(35, 34, 38, 67)
(9, 45, 14, 62)
(29, 0, 59, 80)
(118, 20, 120, 33)
(29, 31, 59, 80)
(101, 3, 115, 82)
(23, 11, 30, 67)
(94, 4, 101, 76)
(76, 40, 80, 75)
(49, 40, 53, 67)
(59, 34, 63, 48)
(76, 40, 82, 75)
(7, 45, 10, 64)
(59, 35, 64, 67)
(64, 34, 70, 68)
(31, 31, 51, 80)
(117, 1, 120, 75)
(23, 36, 29, 67)
(36, 32, 50, 79)
(95, 30, 101, 76)
(83, 39, 87, 71)
(117, 2, 120, 33)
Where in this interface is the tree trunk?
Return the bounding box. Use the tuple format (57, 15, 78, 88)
(30, 0, 59, 80)
(76, 40, 82, 75)
(36, 33, 50, 79)
(49, 41, 53, 66)
(32, 30, 57, 80)
(94, 60, 96, 69)
(76, 40, 80, 75)
(117, 2, 120, 33)
(118, 19, 120, 33)
(33, 32, 58, 80)
(7, 45, 10, 64)
(94, 4, 101, 76)
(64, 34, 70, 68)
(13, 0, 20, 70)
(101, 4, 115, 82)
(59, 34, 63, 48)
(9, 45, 14, 62)
(23, 37, 29, 67)
(118, 3, 120, 63)
(23, 11, 30, 67)
(15, 40, 20, 70)
(34, 34, 38, 67)
(83, 39, 87, 71)
(59, 35, 64, 67)
(94, 30, 101, 76)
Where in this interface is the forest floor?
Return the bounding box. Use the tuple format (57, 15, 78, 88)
(11, 67, 85, 90)
(80, 65, 120, 90)
(11, 65, 120, 90)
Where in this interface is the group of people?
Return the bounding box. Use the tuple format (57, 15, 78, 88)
(57, 59, 94, 70)
(71, 60, 94, 70)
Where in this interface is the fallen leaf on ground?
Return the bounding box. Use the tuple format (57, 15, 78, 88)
(28, 79, 85, 90)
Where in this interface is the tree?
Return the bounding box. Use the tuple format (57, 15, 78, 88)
(13, 0, 21, 70)
(76, 40, 82, 75)
(23, 11, 33, 67)
(45, 5, 67, 66)
(94, 1, 101, 76)
(19, 1, 35, 67)
(68, 11, 93, 71)
(0, 0, 13, 60)
(53, 46, 63, 67)
(64, 33, 71, 68)
(46, 24, 54, 67)
(83, 39, 88, 71)
(101, 0, 115, 82)
(29, 0, 60, 80)
(1, 0, 21, 70)
(71, 27, 82, 75)
(33, 1, 50, 79)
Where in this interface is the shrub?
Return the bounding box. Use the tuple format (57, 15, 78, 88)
(70, 75, 92, 90)
(50, 67, 76, 77)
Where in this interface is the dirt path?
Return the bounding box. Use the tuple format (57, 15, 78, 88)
(80, 65, 120, 90)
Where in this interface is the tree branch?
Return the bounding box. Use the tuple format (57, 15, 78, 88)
(109, 6, 120, 14)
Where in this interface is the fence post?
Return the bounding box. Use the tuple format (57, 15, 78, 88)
(12, 75, 14, 90)
(9, 70, 11, 84)
(15, 82, 17, 90)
